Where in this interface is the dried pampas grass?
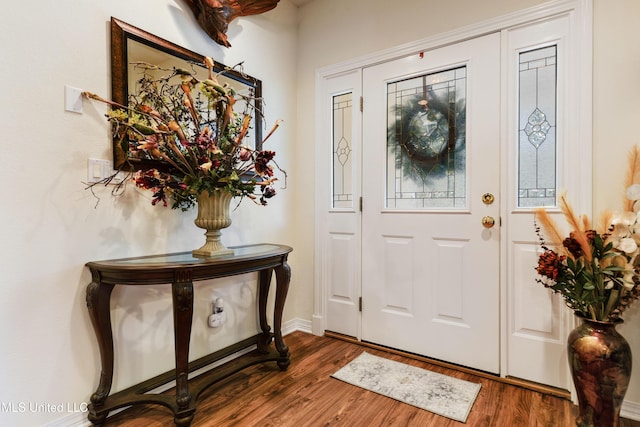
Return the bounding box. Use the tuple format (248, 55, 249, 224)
(559, 194, 592, 261)
(536, 194, 595, 261)
(535, 207, 566, 253)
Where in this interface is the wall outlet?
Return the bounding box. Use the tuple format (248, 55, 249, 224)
(208, 312, 227, 328)
(208, 297, 226, 328)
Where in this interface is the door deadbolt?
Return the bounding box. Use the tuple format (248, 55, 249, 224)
(482, 193, 495, 205)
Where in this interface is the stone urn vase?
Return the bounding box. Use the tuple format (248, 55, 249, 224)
(567, 314, 632, 427)
(192, 189, 234, 257)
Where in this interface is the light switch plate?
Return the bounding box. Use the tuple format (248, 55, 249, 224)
(65, 85, 83, 114)
(87, 159, 125, 185)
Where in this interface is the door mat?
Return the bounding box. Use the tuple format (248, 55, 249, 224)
(331, 352, 481, 423)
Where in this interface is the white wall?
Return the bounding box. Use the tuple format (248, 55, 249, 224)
(2, 0, 639, 426)
(593, 0, 640, 408)
(296, 0, 640, 412)
(0, 1, 299, 426)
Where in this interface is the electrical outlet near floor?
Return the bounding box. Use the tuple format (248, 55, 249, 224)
(208, 297, 227, 328)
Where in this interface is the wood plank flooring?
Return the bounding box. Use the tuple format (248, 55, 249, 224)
(96, 331, 640, 426)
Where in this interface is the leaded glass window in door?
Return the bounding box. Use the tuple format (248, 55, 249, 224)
(386, 67, 467, 209)
(518, 45, 557, 207)
(332, 92, 353, 208)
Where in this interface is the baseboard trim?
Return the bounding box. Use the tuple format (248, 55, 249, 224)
(622, 400, 640, 422)
(43, 411, 88, 427)
(283, 317, 312, 335)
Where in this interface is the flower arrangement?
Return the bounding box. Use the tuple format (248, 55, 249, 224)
(83, 56, 284, 211)
(535, 147, 640, 322)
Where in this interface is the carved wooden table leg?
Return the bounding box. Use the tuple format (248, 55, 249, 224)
(85, 275, 115, 426)
(257, 268, 273, 353)
(274, 259, 291, 370)
(172, 278, 195, 426)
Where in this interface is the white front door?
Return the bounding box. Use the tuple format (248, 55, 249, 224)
(315, 2, 591, 392)
(360, 33, 501, 373)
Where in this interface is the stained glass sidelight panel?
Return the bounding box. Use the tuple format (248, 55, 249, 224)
(518, 45, 557, 207)
(386, 67, 467, 209)
(332, 92, 353, 208)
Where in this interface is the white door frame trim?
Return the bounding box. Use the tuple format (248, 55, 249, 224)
(313, 0, 593, 386)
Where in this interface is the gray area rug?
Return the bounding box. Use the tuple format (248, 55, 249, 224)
(331, 352, 481, 423)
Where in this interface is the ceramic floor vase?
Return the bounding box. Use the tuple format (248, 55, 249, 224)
(567, 315, 632, 427)
(192, 189, 234, 257)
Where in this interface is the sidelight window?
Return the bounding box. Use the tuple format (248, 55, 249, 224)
(518, 45, 557, 208)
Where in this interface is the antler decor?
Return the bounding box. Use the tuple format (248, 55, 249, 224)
(184, 0, 280, 47)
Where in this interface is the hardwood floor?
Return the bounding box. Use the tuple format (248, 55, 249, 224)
(96, 331, 640, 426)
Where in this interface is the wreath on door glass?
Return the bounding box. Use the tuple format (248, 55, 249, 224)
(389, 90, 466, 182)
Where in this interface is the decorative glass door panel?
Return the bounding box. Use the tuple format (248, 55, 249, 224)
(386, 67, 467, 209)
(518, 45, 557, 208)
(333, 92, 354, 209)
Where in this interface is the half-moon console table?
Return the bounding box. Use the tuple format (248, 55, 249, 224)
(85, 243, 293, 426)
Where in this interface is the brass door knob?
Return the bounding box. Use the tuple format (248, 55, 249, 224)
(482, 216, 495, 228)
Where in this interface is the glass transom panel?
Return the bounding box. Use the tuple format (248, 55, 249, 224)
(518, 45, 557, 207)
(386, 67, 467, 209)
